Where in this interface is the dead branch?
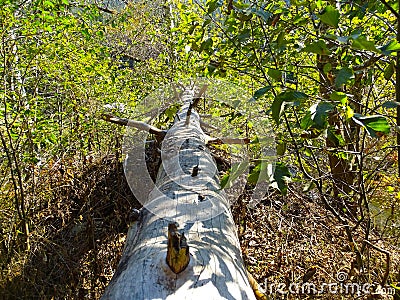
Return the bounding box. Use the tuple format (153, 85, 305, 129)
(101, 114, 166, 138)
(207, 137, 251, 145)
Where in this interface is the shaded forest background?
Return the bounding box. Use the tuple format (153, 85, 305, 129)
(1, 0, 400, 298)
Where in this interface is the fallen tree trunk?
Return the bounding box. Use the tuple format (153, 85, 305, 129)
(102, 90, 257, 299)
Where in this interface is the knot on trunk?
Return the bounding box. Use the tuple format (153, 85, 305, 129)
(166, 222, 190, 274)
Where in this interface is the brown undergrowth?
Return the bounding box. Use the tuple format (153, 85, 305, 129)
(232, 188, 400, 300)
(0, 152, 399, 299)
(0, 155, 141, 299)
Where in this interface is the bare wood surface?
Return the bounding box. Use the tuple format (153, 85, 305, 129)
(101, 92, 256, 299)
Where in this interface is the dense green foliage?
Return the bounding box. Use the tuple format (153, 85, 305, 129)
(172, 0, 400, 215)
(1, 0, 399, 298)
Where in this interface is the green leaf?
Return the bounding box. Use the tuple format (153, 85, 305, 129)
(237, 29, 251, 43)
(346, 105, 354, 119)
(382, 101, 400, 108)
(271, 91, 309, 124)
(330, 91, 347, 101)
(220, 173, 230, 189)
(200, 38, 213, 52)
(300, 112, 313, 130)
(380, 40, 400, 55)
(313, 102, 334, 129)
(327, 127, 345, 146)
(352, 35, 378, 52)
(44, 0, 55, 8)
(318, 5, 340, 28)
(281, 91, 309, 101)
(323, 63, 332, 74)
(271, 96, 284, 124)
(165, 105, 178, 120)
(276, 31, 286, 48)
(303, 181, 316, 192)
(268, 68, 282, 81)
(253, 9, 272, 22)
(202, 18, 211, 28)
(253, 86, 273, 100)
(207, 0, 222, 14)
(237, 12, 252, 21)
(303, 40, 331, 55)
(220, 161, 249, 189)
(271, 162, 291, 195)
(247, 161, 271, 185)
(335, 67, 354, 88)
(300, 102, 334, 130)
(247, 168, 259, 185)
(384, 61, 395, 80)
(353, 114, 390, 137)
(276, 140, 286, 156)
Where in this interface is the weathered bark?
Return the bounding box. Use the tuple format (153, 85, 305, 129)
(102, 91, 256, 299)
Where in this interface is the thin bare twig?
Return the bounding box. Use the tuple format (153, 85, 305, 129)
(363, 239, 391, 286)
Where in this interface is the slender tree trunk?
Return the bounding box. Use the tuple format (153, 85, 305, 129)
(316, 3, 356, 208)
(102, 91, 256, 299)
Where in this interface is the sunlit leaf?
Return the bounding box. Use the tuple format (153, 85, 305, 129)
(271, 91, 309, 124)
(346, 105, 354, 119)
(268, 68, 282, 81)
(271, 162, 291, 195)
(300, 102, 334, 130)
(352, 35, 378, 52)
(303, 40, 331, 55)
(330, 91, 347, 101)
(253, 86, 274, 100)
(318, 5, 340, 28)
(380, 40, 400, 55)
(353, 114, 390, 137)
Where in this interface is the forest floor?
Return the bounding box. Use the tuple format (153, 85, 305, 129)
(0, 150, 399, 299)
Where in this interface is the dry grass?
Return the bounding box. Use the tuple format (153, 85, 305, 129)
(232, 187, 400, 300)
